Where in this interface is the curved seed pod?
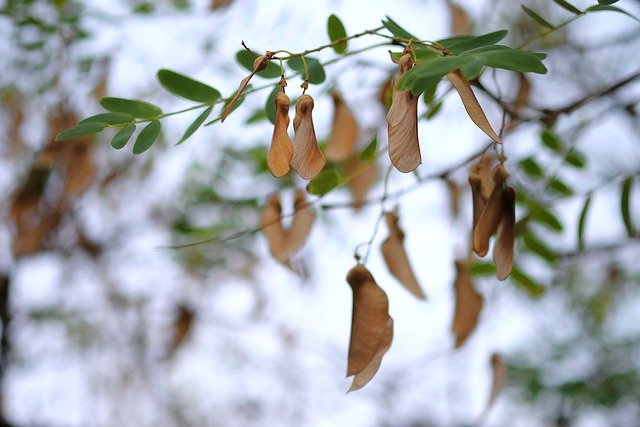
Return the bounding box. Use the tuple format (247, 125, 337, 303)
(291, 94, 326, 179)
(472, 155, 495, 200)
(447, 70, 501, 144)
(387, 54, 421, 173)
(344, 154, 377, 210)
(346, 264, 390, 378)
(281, 189, 315, 257)
(221, 54, 269, 122)
(452, 260, 483, 348)
(486, 353, 508, 414)
(260, 194, 288, 262)
(469, 174, 485, 232)
(267, 92, 293, 177)
(493, 186, 516, 280)
(326, 90, 359, 162)
(472, 164, 509, 257)
(381, 212, 426, 299)
(349, 317, 393, 392)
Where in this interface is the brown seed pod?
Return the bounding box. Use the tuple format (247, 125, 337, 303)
(472, 164, 509, 257)
(493, 186, 516, 280)
(387, 53, 421, 173)
(451, 259, 483, 348)
(267, 92, 293, 177)
(291, 94, 326, 179)
(326, 90, 359, 162)
(221, 53, 270, 122)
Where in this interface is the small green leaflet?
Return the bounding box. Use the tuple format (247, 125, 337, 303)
(469, 262, 495, 276)
(111, 123, 136, 149)
(548, 177, 573, 197)
(360, 137, 378, 161)
(100, 97, 162, 118)
(206, 91, 249, 125)
(426, 102, 443, 120)
(530, 206, 564, 233)
(523, 231, 558, 264)
(621, 177, 635, 237)
(157, 69, 221, 103)
(577, 194, 592, 250)
(235, 50, 281, 78)
(287, 56, 326, 84)
(80, 113, 134, 125)
(519, 157, 544, 179)
(541, 129, 563, 152)
(399, 56, 472, 95)
(265, 84, 279, 124)
(177, 106, 213, 145)
(307, 170, 341, 196)
(565, 151, 586, 168)
(381, 15, 418, 40)
(521, 5, 555, 28)
(511, 266, 546, 298)
(586, 4, 640, 22)
(327, 14, 347, 54)
(55, 122, 108, 141)
(133, 120, 161, 154)
(551, 0, 582, 15)
(597, 0, 619, 5)
(437, 30, 508, 54)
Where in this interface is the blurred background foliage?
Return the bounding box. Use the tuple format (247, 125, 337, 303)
(1, 0, 640, 426)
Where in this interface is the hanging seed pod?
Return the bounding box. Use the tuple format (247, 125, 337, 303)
(493, 186, 516, 280)
(469, 174, 485, 232)
(280, 189, 316, 257)
(267, 92, 294, 177)
(221, 53, 270, 122)
(451, 259, 483, 348)
(344, 154, 377, 210)
(387, 53, 421, 173)
(260, 194, 288, 262)
(472, 164, 509, 257)
(346, 264, 393, 386)
(326, 90, 359, 162)
(291, 94, 326, 179)
(349, 317, 393, 392)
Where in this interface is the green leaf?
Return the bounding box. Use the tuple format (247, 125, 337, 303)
(133, 120, 161, 154)
(586, 4, 639, 22)
(55, 122, 108, 141)
(529, 204, 564, 232)
(598, 0, 619, 5)
(519, 157, 544, 179)
(577, 194, 591, 250)
(382, 15, 418, 40)
(422, 79, 439, 104)
(425, 102, 443, 120)
(100, 97, 162, 118)
(469, 262, 496, 276)
(565, 151, 586, 168)
(287, 56, 326, 84)
(110, 123, 136, 149)
(621, 177, 635, 237)
(265, 84, 279, 125)
(548, 177, 573, 197)
(470, 47, 547, 74)
(437, 30, 508, 54)
(157, 69, 221, 103)
(551, 0, 583, 15)
(521, 5, 555, 28)
(462, 59, 484, 80)
(307, 170, 341, 196)
(398, 56, 473, 95)
(327, 14, 347, 54)
(360, 137, 378, 161)
(177, 106, 212, 145)
(235, 50, 281, 78)
(541, 129, 563, 152)
(523, 232, 558, 264)
(80, 113, 134, 125)
(511, 266, 546, 297)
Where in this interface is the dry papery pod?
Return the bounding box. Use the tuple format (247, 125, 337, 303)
(346, 264, 393, 391)
(291, 94, 326, 179)
(343, 154, 377, 210)
(493, 186, 515, 280)
(447, 70, 501, 144)
(472, 155, 495, 200)
(259, 190, 316, 264)
(380, 212, 426, 299)
(325, 90, 359, 162)
(387, 52, 421, 173)
(221, 53, 271, 122)
(451, 259, 483, 348)
(267, 91, 294, 177)
(472, 164, 508, 258)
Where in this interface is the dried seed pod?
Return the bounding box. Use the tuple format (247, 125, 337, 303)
(381, 212, 426, 299)
(472, 155, 495, 200)
(387, 53, 421, 173)
(493, 186, 516, 280)
(469, 174, 485, 232)
(346, 264, 391, 378)
(349, 317, 393, 392)
(267, 92, 294, 177)
(472, 164, 509, 257)
(451, 259, 483, 348)
(487, 353, 508, 411)
(260, 194, 288, 262)
(168, 305, 195, 357)
(291, 94, 326, 179)
(326, 90, 359, 162)
(344, 154, 377, 210)
(447, 179, 461, 218)
(447, 0, 472, 35)
(447, 70, 501, 144)
(221, 54, 270, 122)
(281, 189, 316, 257)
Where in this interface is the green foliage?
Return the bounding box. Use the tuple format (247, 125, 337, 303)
(360, 137, 378, 161)
(519, 157, 544, 179)
(235, 50, 281, 78)
(80, 113, 134, 125)
(111, 123, 136, 149)
(327, 14, 347, 54)
(621, 177, 635, 237)
(100, 97, 162, 118)
(437, 30, 508, 54)
(133, 120, 161, 154)
(548, 177, 573, 197)
(287, 56, 326, 84)
(541, 129, 563, 152)
(157, 69, 220, 103)
(307, 170, 341, 196)
(521, 5, 555, 29)
(510, 266, 546, 297)
(552, 0, 583, 15)
(577, 194, 592, 250)
(381, 15, 417, 40)
(55, 122, 107, 141)
(178, 106, 213, 145)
